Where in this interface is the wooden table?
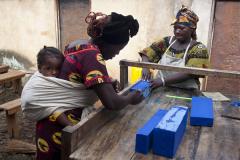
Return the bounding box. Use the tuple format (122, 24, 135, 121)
(0, 69, 26, 94)
(62, 60, 240, 160)
(68, 87, 240, 160)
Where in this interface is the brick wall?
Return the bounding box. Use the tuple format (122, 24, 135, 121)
(206, 1, 240, 95)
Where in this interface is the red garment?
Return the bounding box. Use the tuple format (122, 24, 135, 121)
(36, 108, 82, 160)
(36, 41, 112, 159)
(59, 42, 112, 87)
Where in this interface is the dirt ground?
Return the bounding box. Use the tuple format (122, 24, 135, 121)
(0, 86, 35, 160)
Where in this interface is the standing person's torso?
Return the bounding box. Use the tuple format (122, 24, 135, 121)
(155, 36, 200, 89)
(58, 39, 113, 88)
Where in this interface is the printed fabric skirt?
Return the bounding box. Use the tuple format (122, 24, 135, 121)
(35, 108, 83, 160)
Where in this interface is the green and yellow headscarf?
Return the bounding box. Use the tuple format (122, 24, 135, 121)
(172, 5, 199, 29)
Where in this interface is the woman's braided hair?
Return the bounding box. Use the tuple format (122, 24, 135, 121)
(37, 46, 64, 69)
(85, 12, 139, 44)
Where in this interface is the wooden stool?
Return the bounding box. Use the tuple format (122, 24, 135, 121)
(0, 98, 21, 138)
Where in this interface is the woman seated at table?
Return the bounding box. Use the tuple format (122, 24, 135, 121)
(140, 6, 210, 90)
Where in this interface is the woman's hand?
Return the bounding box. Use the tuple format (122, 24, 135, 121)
(112, 79, 121, 93)
(150, 78, 163, 89)
(142, 68, 151, 81)
(128, 90, 144, 105)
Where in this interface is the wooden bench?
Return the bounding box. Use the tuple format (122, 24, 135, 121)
(0, 98, 21, 138)
(0, 65, 9, 74)
(0, 69, 25, 94)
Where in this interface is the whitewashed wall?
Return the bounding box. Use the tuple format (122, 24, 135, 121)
(91, 0, 214, 80)
(0, 0, 58, 70)
(0, 0, 213, 79)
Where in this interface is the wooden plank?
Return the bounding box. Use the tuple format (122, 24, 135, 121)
(61, 109, 118, 160)
(120, 64, 128, 89)
(119, 60, 240, 79)
(0, 65, 9, 74)
(6, 113, 19, 138)
(12, 79, 22, 94)
(202, 0, 216, 91)
(221, 102, 240, 121)
(194, 101, 240, 160)
(0, 69, 25, 83)
(0, 98, 21, 138)
(0, 70, 25, 94)
(0, 98, 21, 115)
(61, 85, 133, 160)
(3, 139, 36, 154)
(69, 88, 197, 160)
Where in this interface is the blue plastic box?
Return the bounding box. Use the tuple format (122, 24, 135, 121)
(135, 109, 167, 154)
(153, 106, 188, 158)
(130, 80, 151, 98)
(190, 96, 214, 127)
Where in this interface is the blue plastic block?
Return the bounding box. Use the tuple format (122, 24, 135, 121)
(130, 80, 151, 98)
(230, 100, 240, 107)
(153, 106, 188, 158)
(190, 97, 214, 127)
(135, 109, 167, 154)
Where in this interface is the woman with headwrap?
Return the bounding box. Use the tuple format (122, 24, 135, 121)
(140, 6, 210, 90)
(32, 12, 143, 160)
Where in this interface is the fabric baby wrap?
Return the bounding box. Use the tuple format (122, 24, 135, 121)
(21, 72, 98, 121)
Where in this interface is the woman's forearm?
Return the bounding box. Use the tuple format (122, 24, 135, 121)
(93, 83, 143, 110)
(164, 73, 194, 85)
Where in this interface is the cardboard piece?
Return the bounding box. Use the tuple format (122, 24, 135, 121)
(202, 92, 230, 101)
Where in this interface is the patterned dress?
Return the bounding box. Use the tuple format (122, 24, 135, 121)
(140, 36, 210, 89)
(140, 36, 210, 68)
(36, 41, 112, 160)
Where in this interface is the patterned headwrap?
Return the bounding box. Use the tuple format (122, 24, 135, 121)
(172, 5, 199, 29)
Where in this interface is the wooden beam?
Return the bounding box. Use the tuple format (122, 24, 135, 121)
(119, 60, 240, 79)
(0, 65, 9, 74)
(202, 0, 217, 91)
(0, 98, 21, 115)
(3, 139, 36, 154)
(0, 98, 21, 138)
(61, 86, 132, 160)
(120, 64, 128, 89)
(0, 69, 25, 84)
(61, 109, 117, 160)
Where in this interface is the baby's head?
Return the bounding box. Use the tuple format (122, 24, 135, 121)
(37, 46, 64, 77)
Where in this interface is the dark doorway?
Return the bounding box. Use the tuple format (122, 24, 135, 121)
(58, 0, 91, 51)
